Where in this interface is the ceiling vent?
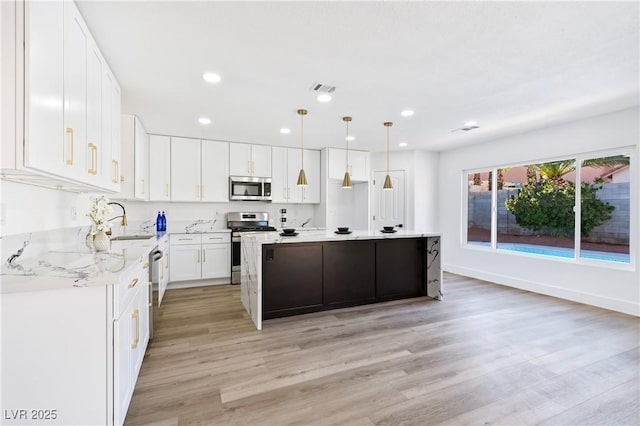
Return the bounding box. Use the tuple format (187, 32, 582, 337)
(451, 121, 479, 133)
(310, 82, 336, 93)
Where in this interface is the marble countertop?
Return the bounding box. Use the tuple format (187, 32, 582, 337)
(1, 234, 166, 295)
(241, 229, 440, 245)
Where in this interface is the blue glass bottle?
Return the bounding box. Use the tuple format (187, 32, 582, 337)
(160, 211, 167, 231)
(156, 211, 162, 233)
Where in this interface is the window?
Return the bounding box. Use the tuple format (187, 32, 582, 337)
(465, 150, 633, 264)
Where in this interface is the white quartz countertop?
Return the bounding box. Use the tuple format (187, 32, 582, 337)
(241, 229, 440, 245)
(1, 233, 166, 295)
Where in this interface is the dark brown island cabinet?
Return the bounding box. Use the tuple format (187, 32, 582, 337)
(262, 237, 432, 319)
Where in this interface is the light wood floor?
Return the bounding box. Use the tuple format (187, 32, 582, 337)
(126, 273, 640, 426)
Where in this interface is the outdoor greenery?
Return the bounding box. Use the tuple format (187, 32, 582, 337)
(505, 177, 614, 237)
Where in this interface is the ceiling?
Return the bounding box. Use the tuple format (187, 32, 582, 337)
(76, 1, 639, 153)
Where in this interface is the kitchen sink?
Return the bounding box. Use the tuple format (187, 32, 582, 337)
(110, 234, 154, 241)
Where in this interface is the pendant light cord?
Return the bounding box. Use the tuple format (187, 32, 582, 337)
(346, 120, 349, 167)
(386, 125, 390, 174)
(300, 113, 304, 168)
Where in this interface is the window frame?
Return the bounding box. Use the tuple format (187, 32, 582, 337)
(462, 147, 636, 271)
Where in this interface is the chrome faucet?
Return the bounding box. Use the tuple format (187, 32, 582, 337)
(301, 218, 312, 228)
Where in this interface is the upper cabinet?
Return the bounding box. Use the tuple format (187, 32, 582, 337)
(229, 143, 271, 177)
(118, 115, 148, 200)
(148, 135, 171, 201)
(170, 138, 229, 203)
(328, 148, 370, 182)
(1, 0, 121, 192)
(271, 147, 320, 204)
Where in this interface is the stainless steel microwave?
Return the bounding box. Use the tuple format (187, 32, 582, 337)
(229, 176, 272, 201)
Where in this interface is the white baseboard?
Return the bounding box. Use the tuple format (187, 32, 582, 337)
(443, 263, 640, 317)
(165, 278, 232, 290)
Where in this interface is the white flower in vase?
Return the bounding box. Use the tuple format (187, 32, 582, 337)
(86, 195, 113, 235)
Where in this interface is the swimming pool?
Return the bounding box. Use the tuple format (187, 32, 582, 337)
(469, 241, 630, 263)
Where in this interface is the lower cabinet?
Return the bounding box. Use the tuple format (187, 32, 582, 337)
(323, 241, 375, 306)
(262, 238, 426, 319)
(169, 233, 231, 282)
(263, 243, 323, 315)
(1, 256, 150, 426)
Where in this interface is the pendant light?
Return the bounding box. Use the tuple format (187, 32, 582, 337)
(296, 109, 308, 186)
(383, 122, 393, 190)
(342, 116, 353, 189)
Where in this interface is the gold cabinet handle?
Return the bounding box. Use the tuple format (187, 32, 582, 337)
(131, 309, 139, 349)
(207, 237, 223, 241)
(202, 248, 206, 263)
(128, 277, 139, 289)
(178, 238, 193, 241)
(112, 160, 119, 183)
(196, 250, 200, 263)
(88, 143, 97, 174)
(65, 128, 74, 165)
(160, 261, 164, 280)
(247, 160, 251, 174)
(141, 179, 145, 194)
(302, 187, 306, 201)
(143, 262, 149, 270)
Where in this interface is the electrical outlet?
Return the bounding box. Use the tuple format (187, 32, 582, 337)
(71, 206, 78, 221)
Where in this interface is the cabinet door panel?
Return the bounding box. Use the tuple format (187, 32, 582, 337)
(287, 148, 302, 203)
(114, 307, 132, 426)
(201, 244, 230, 279)
(149, 135, 171, 201)
(134, 119, 148, 199)
(323, 241, 375, 305)
(86, 48, 102, 183)
(350, 150, 369, 181)
(63, 1, 87, 180)
(101, 70, 115, 189)
(303, 149, 320, 203)
(170, 137, 201, 201)
(251, 145, 271, 177)
(263, 244, 323, 315)
(328, 148, 347, 181)
(25, 1, 64, 175)
(111, 82, 121, 191)
(229, 143, 251, 176)
(201, 141, 229, 202)
(376, 238, 425, 298)
(169, 245, 201, 281)
(271, 147, 288, 203)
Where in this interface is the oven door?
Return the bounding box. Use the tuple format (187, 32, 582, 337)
(231, 234, 241, 284)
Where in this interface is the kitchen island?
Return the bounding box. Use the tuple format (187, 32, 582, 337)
(240, 230, 441, 330)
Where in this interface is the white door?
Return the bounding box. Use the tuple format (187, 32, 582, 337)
(372, 170, 405, 231)
(201, 244, 231, 280)
(251, 145, 272, 177)
(169, 245, 201, 282)
(170, 138, 201, 201)
(271, 147, 288, 203)
(149, 135, 171, 201)
(201, 140, 229, 202)
(229, 143, 251, 176)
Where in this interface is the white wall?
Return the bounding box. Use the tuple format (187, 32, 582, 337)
(439, 107, 640, 316)
(371, 149, 439, 232)
(0, 180, 90, 236)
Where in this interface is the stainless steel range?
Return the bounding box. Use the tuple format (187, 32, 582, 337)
(227, 212, 277, 284)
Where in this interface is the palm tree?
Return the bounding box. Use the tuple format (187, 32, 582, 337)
(531, 155, 629, 182)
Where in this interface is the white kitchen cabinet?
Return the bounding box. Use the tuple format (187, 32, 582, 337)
(270, 147, 320, 204)
(118, 115, 149, 200)
(63, 0, 88, 182)
(229, 143, 271, 177)
(328, 148, 370, 182)
(2, 0, 121, 192)
(201, 140, 229, 202)
(169, 233, 231, 283)
(302, 149, 321, 203)
(169, 138, 229, 202)
(2, 253, 150, 426)
(101, 66, 121, 192)
(149, 135, 171, 201)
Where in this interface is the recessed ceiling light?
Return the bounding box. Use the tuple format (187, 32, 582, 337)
(280, 128, 291, 134)
(401, 110, 414, 117)
(317, 94, 332, 103)
(198, 117, 211, 125)
(346, 136, 355, 141)
(202, 73, 221, 83)
(399, 142, 408, 147)
(464, 121, 478, 128)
